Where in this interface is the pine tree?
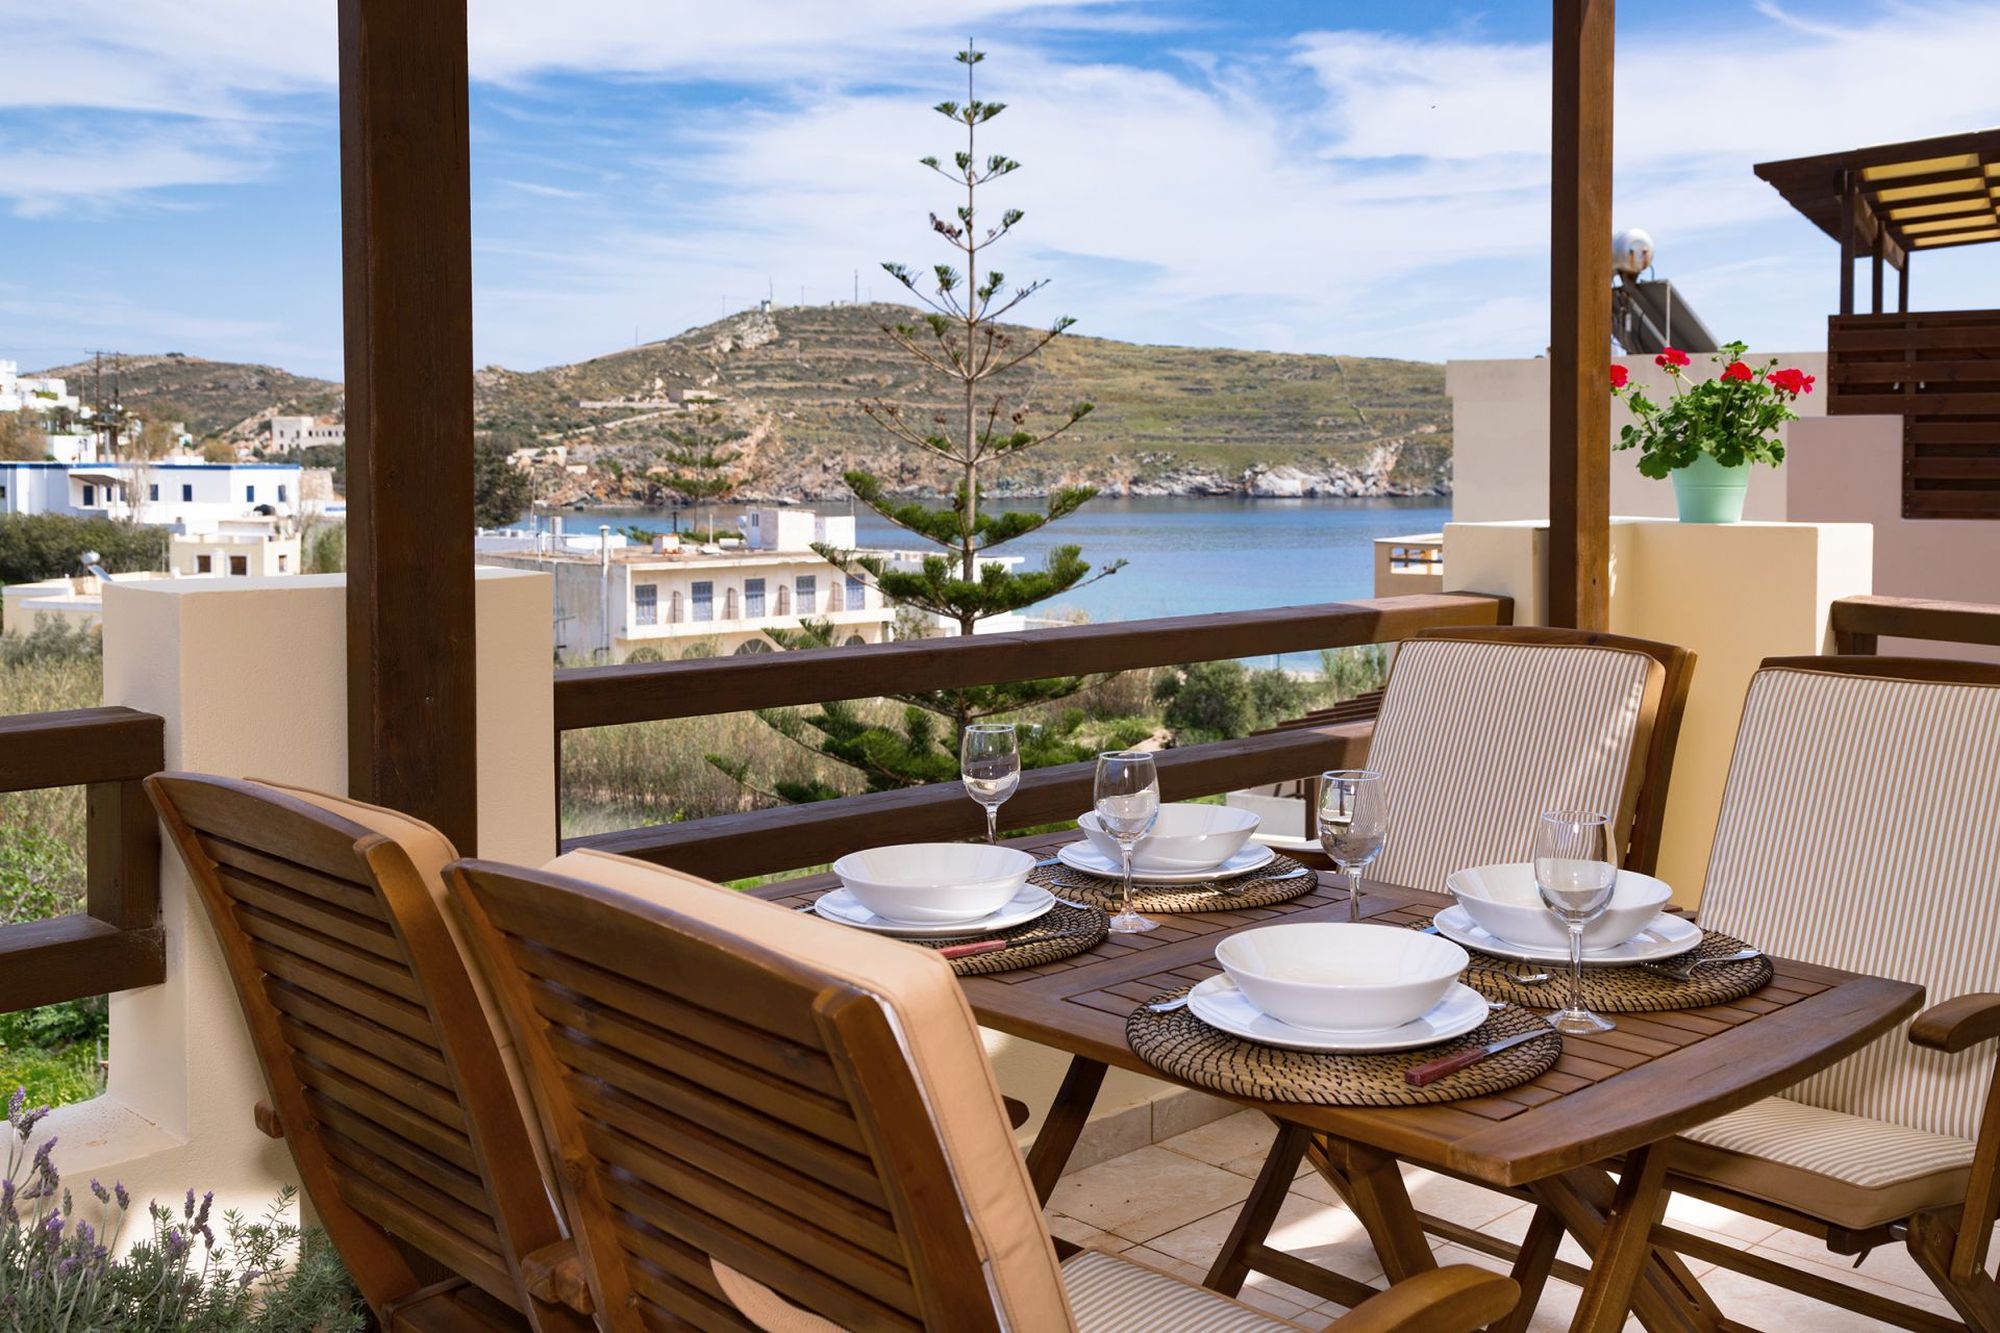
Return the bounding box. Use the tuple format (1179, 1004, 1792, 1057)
(746, 41, 1123, 796)
(649, 412, 749, 539)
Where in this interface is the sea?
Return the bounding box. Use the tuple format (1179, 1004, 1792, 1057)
(537, 496, 1452, 670)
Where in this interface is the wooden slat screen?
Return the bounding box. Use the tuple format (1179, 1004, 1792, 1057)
(1828, 310, 2000, 519)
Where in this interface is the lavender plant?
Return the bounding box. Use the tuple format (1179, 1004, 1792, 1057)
(0, 1088, 365, 1331)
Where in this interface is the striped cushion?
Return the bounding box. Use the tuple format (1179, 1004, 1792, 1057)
(1365, 639, 1655, 894)
(1678, 1096, 1975, 1230)
(1061, 1250, 1310, 1332)
(1697, 667, 2000, 1142)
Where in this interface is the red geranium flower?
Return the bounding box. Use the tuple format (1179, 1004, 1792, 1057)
(1609, 364, 1629, 388)
(1769, 367, 1816, 396)
(1655, 347, 1691, 369)
(1720, 360, 1753, 382)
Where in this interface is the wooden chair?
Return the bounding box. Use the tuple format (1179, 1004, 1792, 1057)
(1209, 625, 1696, 1306)
(144, 773, 594, 1332)
(446, 847, 1523, 1331)
(1648, 656, 2000, 1331)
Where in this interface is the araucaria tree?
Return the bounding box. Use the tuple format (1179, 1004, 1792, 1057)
(650, 413, 749, 538)
(768, 43, 1122, 793)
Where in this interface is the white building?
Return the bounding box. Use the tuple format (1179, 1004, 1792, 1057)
(0, 460, 305, 527)
(476, 509, 892, 662)
(0, 360, 80, 415)
(268, 415, 345, 450)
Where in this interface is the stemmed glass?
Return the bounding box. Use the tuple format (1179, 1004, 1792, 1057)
(1318, 770, 1387, 922)
(1534, 810, 1619, 1035)
(1093, 750, 1161, 935)
(960, 723, 1020, 845)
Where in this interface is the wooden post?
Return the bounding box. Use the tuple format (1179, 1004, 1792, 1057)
(1838, 172, 1856, 317)
(1872, 231, 1886, 315)
(1899, 255, 1910, 313)
(1548, 0, 1614, 632)
(338, 0, 479, 851)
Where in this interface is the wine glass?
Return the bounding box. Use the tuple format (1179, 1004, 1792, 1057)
(960, 723, 1020, 845)
(1318, 770, 1386, 922)
(1535, 810, 1618, 1035)
(1093, 750, 1161, 935)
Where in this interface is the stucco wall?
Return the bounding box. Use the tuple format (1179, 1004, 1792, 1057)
(42, 569, 555, 1232)
(1447, 353, 1827, 524)
(1443, 519, 1873, 905)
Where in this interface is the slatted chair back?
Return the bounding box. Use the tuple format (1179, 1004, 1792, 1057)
(1696, 658, 2000, 1142)
(447, 851, 1077, 1333)
(145, 773, 587, 1330)
(1360, 626, 1693, 890)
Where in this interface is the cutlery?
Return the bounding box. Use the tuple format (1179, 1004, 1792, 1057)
(938, 928, 1067, 960)
(1050, 894, 1095, 911)
(1638, 948, 1763, 982)
(793, 900, 821, 913)
(1146, 995, 1192, 1013)
(1404, 1028, 1548, 1087)
(1415, 919, 1548, 983)
(1187, 867, 1311, 899)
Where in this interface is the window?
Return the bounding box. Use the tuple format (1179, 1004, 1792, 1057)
(744, 577, 766, 617)
(149, 483, 160, 502)
(1, 485, 8, 499)
(669, 589, 684, 623)
(245, 485, 256, 503)
(724, 587, 740, 619)
(847, 575, 865, 609)
(229, 555, 248, 576)
(795, 575, 816, 614)
(776, 584, 791, 616)
(182, 484, 193, 502)
(277, 484, 288, 503)
(692, 581, 714, 622)
(828, 581, 844, 612)
(634, 584, 658, 626)
(277, 554, 288, 573)
(82, 484, 95, 506)
(196, 554, 213, 574)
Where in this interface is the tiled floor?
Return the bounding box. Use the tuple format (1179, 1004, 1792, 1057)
(1046, 1110, 1970, 1330)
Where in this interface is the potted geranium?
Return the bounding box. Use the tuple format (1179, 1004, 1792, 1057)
(1610, 342, 1815, 523)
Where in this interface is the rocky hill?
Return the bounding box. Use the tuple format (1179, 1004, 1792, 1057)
(30, 352, 343, 440)
(477, 303, 1451, 501)
(36, 306, 1453, 499)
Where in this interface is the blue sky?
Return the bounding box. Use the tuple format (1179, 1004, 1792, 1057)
(7, 1, 2000, 379)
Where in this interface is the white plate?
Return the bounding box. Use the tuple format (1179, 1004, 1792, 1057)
(1185, 976, 1490, 1053)
(1056, 840, 1276, 884)
(811, 884, 1055, 937)
(1432, 904, 1701, 966)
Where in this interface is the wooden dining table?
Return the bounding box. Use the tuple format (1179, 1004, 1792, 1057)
(756, 833, 1923, 1333)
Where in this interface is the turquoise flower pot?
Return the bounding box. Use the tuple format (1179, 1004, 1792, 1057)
(1670, 453, 1751, 523)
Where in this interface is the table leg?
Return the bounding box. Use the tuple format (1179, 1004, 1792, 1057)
(1309, 1135, 1439, 1282)
(1025, 1056, 1107, 1206)
(1206, 1121, 1312, 1297)
(1491, 1205, 1565, 1333)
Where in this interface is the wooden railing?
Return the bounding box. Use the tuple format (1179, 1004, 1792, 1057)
(1827, 310, 2000, 520)
(0, 707, 165, 1012)
(554, 593, 1511, 881)
(1831, 595, 2000, 656)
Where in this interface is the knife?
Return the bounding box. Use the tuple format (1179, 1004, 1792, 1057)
(938, 929, 1064, 960)
(1404, 1028, 1548, 1087)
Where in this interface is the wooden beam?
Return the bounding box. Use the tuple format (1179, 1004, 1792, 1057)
(338, 0, 479, 851)
(1839, 172, 1857, 316)
(1899, 255, 1910, 313)
(1548, 0, 1614, 631)
(1872, 231, 1886, 314)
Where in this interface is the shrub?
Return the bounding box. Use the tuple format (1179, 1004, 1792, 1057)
(0, 829, 85, 924)
(0, 514, 168, 586)
(0, 1091, 367, 1329)
(1156, 660, 1254, 744)
(0, 617, 100, 671)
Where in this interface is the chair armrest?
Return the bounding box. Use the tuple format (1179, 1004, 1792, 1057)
(1908, 993, 2000, 1053)
(520, 1240, 596, 1315)
(253, 1100, 284, 1139)
(1004, 1095, 1031, 1130)
(1321, 1266, 1518, 1333)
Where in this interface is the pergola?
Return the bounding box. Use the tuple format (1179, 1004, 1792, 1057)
(334, 0, 1617, 845)
(1755, 128, 2000, 316)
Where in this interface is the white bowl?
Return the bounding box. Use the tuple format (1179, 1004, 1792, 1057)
(1214, 923, 1467, 1033)
(831, 844, 1035, 924)
(1446, 863, 1673, 953)
(1078, 802, 1260, 872)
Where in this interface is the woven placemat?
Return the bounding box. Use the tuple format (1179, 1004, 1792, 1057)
(919, 901, 1109, 977)
(1030, 851, 1317, 914)
(1412, 917, 1774, 1012)
(1126, 992, 1561, 1106)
